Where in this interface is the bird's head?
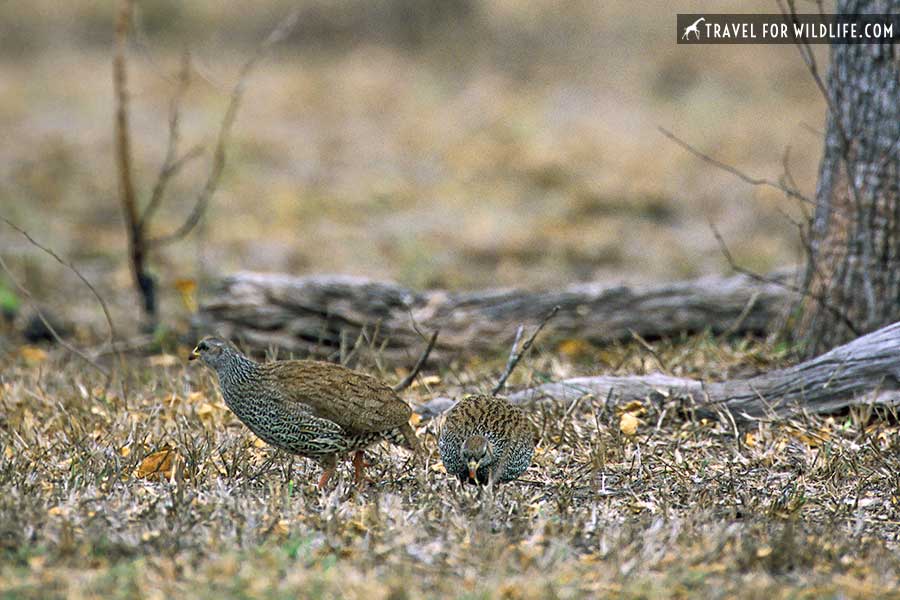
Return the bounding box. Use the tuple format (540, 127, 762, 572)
(461, 434, 493, 483)
(189, 336, 236, 371)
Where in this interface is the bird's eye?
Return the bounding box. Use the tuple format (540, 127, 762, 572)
(198, 342, 208, 351)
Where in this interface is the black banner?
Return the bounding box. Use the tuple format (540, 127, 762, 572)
(677, 13, 900, 44)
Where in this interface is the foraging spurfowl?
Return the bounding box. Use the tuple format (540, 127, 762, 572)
(438, 394, 535, 486)
(190, 336, 421, 487)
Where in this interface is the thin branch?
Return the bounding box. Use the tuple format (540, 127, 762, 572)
(393, 329, 440, 392)
(659, 127, 815, 207)
(1, 217, 118, 353)
(492, 305, 560, 395)
(0, 254, 109, 378)
(495, 326, 524, 392)
(709, 221, 859, 336)
(148, 10, 300, 248)
(141, 50, 194, 227)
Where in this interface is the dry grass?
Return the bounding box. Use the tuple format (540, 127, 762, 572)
(2, 336, 900, 599)
(3, 2, 890, 597)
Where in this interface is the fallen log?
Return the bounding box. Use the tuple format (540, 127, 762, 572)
(195, 270, 795, 359)
(417, 321, 900, 420)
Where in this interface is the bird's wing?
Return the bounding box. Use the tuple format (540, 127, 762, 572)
(266, 360, 412, 434)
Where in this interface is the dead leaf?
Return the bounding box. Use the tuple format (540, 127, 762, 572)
(616, 400, 647, 417)
(175, 279, 198, 313)
(558, 339, 593, 359)
(119, 446, 131, 458)
(619, 412, 641, 436)
(20, 346, 47, 366)
(196, 403, 216, 420)
(273, 519, 290, 537)
(136, 448, 178, 480)
(744, 432, 757, 448)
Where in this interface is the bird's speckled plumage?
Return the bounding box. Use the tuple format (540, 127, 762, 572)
(191, 336, 420, 485)
(438, 394, 535, 485)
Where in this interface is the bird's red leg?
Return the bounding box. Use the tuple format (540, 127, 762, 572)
(352, 451, 373, 486)
(317, 467, 334, 489)
(317, 456, 337, 490)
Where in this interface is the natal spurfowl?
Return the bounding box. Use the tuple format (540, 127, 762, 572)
(190, 336, 421, 488)
(438, 394, 535, 486)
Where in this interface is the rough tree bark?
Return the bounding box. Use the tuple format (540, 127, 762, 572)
(797, 2, 900, 356)
(417, 320, 900, 421)
(194, 271, 794, 359)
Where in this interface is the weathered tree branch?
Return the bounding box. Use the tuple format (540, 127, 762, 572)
(194, 270, 796, 360)
(417, 320, 900, 421)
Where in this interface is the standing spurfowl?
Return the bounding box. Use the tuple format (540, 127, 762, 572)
(190, 336, 421, 488)
(438, 394, 535, 486)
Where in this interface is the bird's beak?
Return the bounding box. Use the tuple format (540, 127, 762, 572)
(467, 460, 478, 482)
(188, 347, 200, 361)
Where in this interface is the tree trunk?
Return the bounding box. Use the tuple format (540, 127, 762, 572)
(797, 2, 900, 356)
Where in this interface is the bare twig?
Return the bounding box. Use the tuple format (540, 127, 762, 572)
(141, 50, 197, 227)
(148, 10, 300, 248)
(495, 325, 524, 391)
(492, 305, 560, 395)
(709, 221, 859, 336)
(1, 217, 118, 355)
(0, 254, 109, 378)
(659, 127, 815, 207)
(628, 329, 669, 374)
(393, 329, 440, 392)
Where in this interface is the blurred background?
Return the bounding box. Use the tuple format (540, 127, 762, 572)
(0, 0, 826, 334)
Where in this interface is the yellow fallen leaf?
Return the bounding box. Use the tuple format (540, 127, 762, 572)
(619, 412, 641, 436)
(756, 546, 773, 558)
(196, 403, 216, 419)
(3, 446, 13, 460)
(409, 413, 422, 426)
(47, 506, 66, 517)
(253, 438, 267, 449)
(120, 446, 131, 458)
(744, 432, 757, 448)
(430, 462, 447, 473)
(558, 338, 593, 358)
(136, 448, 177, 480)
(273, 520, 290, 536)
(175, 278, 198, 313)
(20, 346, 47, 366)
(616, 400, 647, 417)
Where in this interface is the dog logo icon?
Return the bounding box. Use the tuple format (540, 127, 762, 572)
(682, 17, 705, 40)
